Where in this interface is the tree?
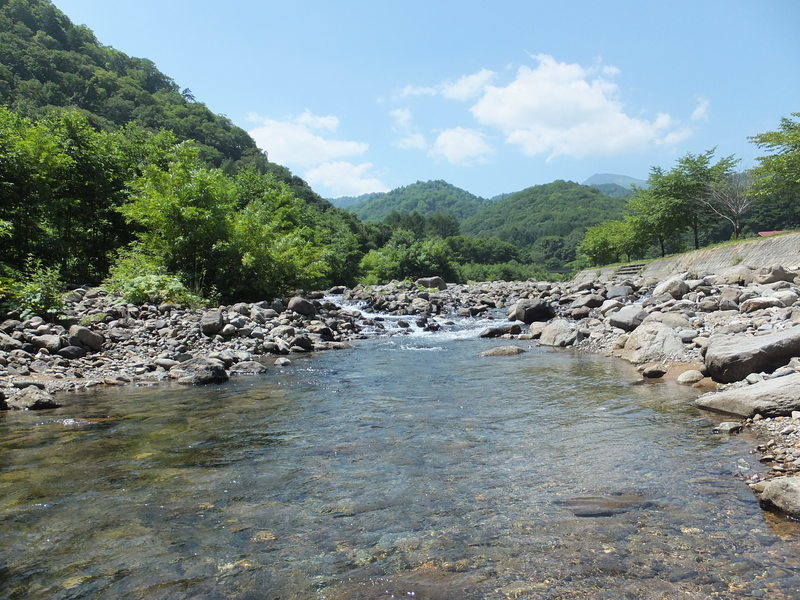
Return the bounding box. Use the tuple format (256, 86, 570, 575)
(749, 113, 800, 203)
(627, 188, 684, 256)
(701, 173, 754, 238)
(648, 150, 738, 249)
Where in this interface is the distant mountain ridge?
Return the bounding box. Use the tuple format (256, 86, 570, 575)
(582, 173, 647, 189)
(333, 180, 488, 222)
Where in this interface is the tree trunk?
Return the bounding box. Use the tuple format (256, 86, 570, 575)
(658, 236, 665, 257)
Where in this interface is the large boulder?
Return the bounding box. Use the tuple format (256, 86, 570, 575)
(652, 275, 689, 299)
(479, 324, 522, 338)
(5, 386, 60, 410)
(759, 476, 800, 517)
(30, 334, 62, 353)
(229, 360, 268, 375)
(704, 326, 800, 383)
(695, 372, 800, 417)
(480, 345, 525, 357)
(169, 357, 229, 385)
(620, 321, 687, 364)
(539, 319, 578, 347)
(752, 264, 796, 285)
(288, 296, 316, 317)
(739, 297, 783, 313)
(67, 325, 104, 351)
(200, 310, 225, 336)
(0, 332, 23, 351)
(605, 285, 633, 299)
(608, 305, 647, 332)
(415, 276, 447, 291)
(570, 294, 604, 310)
(507, 299, 554, 324)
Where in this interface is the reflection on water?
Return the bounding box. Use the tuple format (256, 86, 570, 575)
(1, 333, 799, 599)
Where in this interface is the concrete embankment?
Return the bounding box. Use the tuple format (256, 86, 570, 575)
(572, 232, 800, 285)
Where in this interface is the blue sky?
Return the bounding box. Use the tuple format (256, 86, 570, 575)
(56, 0, 799, 198)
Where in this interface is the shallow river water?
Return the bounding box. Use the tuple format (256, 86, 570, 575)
(2, 317, 800, 599)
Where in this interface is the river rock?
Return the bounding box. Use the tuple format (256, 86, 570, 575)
(274, 357, 292, 366)
(199, 309, 224, 336)
(753, 264, 796, 285)
(759, 476, 800, 516)
(539, 319, 577, 347)
(704, 325, 800, 383)
(621, 322, 687, 364)
(608, 305, 647, 332)
(479, 324, 522, 338)
(415, 276, 446, 290)
(606, 285, 633, 299)
(67, 325, 104, 351)
(695, 372, 800, 417)
(229, 360, 268, 375)
(0, 332, 23, 351)
(652, 274, 689, 299)
(57, 345, 86, 359)
(30, 334, 62, 353)
(676, 369, 704, 384)
(170, 357, 229, 385)
(5, 386, 60, 410)
(507, 299, 554, 324)
(288, 297, 316, 317)
(480, 345, 525, 356)
(740, 296, 783, 313)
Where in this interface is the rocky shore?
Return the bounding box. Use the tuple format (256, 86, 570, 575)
(3, 265, 800, 517)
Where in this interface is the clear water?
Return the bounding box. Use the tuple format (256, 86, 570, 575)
(2, 321, 800, 599)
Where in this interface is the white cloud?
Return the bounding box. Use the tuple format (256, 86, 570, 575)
(469, 54, 690, 159)
(691, 97, 710, 122)
(305, 161, 388, 196)
(440, 69, 496, 101)
(248, 110, 386, 196)
(396, 133, 428, 150)
(398, 68, 495, 101)
(389, 108, 413, 129)
(430, 127, 492, 165)
(248, 111, 367, 169)
(390, 107, 428, 150)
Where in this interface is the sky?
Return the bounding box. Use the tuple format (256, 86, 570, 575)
(55, 0, 799, 198)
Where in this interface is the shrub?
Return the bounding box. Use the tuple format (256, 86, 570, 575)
(105, 249, 207, 307)
(4, 259, 65, 317)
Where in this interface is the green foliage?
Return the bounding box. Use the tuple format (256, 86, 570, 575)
(0, 0, 327, 206)
(577, 219, 642, 266)
(104, 249, 206, 307)
(4, 258, 65, 317)
(462, 181, 626, 268)
(459, 261, 552, 283)
(347, 180, 487, 222)
(358, 230, 459, 285)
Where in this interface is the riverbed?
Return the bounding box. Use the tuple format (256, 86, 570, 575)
(2, 319, 799, 599)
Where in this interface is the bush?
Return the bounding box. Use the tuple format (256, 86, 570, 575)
(3, 259, 65, 317)
(104, 249, 207, 306)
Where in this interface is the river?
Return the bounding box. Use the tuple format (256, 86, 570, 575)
(2, 312, 799, 599)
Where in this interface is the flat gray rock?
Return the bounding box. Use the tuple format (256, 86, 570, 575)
(695, 372, 800, 417)
(759, 476, 800, 516)
(704, 325, 800, 383)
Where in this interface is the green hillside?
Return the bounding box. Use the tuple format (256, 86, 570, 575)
(347, 180, 487, 222)
(591, 182, 634, 198)
(0, 0, 325, 206)
(582, 173, 647, 189)
(462, 180, 627, 271)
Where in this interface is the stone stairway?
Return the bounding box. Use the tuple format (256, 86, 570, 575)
(613, 263, 647, 278)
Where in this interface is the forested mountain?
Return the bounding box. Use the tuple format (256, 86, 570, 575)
(582, 173, 647, 189)
(329, 192, 382, 209)
(590, 182, 634, 198)
(462, 181, 627, 271)
(345, 180, 487, 222)
(0, 0, 325, 207)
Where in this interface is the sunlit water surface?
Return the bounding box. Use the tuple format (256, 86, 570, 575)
(2, 318, 800, 599)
